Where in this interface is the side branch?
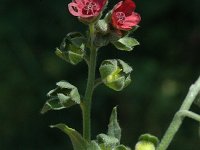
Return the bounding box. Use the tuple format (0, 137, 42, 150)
(156, 76, 200, 150)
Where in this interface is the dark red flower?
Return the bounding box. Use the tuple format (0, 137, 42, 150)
(68, 0, 107, 19)
(111, 0, 141, 31)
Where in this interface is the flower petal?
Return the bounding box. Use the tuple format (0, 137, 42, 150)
(125, 12, 141, 26)
(68, 2, 82, 16)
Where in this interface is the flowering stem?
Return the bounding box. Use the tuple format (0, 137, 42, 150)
(156, 76, 200, 150)
(82, 23, 97, 141)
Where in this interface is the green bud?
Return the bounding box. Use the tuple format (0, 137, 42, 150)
(135, 141, 155, 150)
(96, 19, 109, 35)
(135, 134, 159, 150)
(99, 59, 132, 91)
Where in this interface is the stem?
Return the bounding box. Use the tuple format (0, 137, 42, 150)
(82, 23, 97, 141)
(177, 110, 200, 122)
(156, 76, 200, 150)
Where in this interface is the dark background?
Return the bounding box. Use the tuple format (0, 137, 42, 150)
(1, 0, 200, 149)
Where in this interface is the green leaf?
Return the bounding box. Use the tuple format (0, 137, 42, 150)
(87, 141, 101, 150)
(97, 133, 119, 147)
(113, 37, 139, 51)
(51, 124, 88, 150)
(108, 107, 121, 141)
(41, 81, 80, 114)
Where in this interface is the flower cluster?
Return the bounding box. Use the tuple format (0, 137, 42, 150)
(68, 0, 141, 31)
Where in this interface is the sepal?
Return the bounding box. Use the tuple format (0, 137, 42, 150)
(99, 59, 133, 91)
(135, 134, 159, 150)
(56, 32, 86, 65)
(112, 37, 139, 51)
(96, 19, 109, 35)
(41, 81, 80, 114)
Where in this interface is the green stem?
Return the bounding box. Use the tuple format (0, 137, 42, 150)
(156, 76, 200, 150)
(82, 23, 97, 141)
(177, 110, 200, 122)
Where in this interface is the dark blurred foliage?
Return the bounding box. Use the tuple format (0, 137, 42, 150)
(0, 0, 200, 149)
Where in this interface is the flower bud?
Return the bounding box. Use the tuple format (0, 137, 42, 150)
(135, 134, 159, 150)
(99, 59, 132, 91)
(96, 19, 109, 35)
(135, 141, 155, 150)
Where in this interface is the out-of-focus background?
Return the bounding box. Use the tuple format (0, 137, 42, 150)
(1, 0, 200, 149)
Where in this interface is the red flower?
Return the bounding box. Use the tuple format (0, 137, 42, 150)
(111, 0, 141, 31)
(68, 0, 107, 19)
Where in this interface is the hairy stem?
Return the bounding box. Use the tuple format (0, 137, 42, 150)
(156, 76, 200, 150)
(177, 110, 200, 122)
(82, 23, 97, 141)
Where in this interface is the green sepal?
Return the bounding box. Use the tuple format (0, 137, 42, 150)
(94, 33, 110, 47)
(138, 134, 159, 147)
(112, 37, 139, 51)
(96, 19, 109, 35)
(97, 133, 119, 147)
(56, 32, 86, 65)
(41, 81, 80, 114)
(107, 107, 121, 141)
(50, 123, 88, 150)
(125, 25, 140, 36)
(87, 141, 101, 150)
(99, 59, 133, 91)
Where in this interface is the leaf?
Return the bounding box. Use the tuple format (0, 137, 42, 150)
(50, 124, 88, 150)
(107, 107, 121, 141)
(87, 141, 101, 150)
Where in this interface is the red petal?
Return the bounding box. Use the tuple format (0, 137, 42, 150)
(68, 2, 82, 16)
(125, 12, 141, 26)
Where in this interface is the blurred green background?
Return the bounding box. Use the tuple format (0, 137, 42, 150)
(1, 0, 200, 149)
